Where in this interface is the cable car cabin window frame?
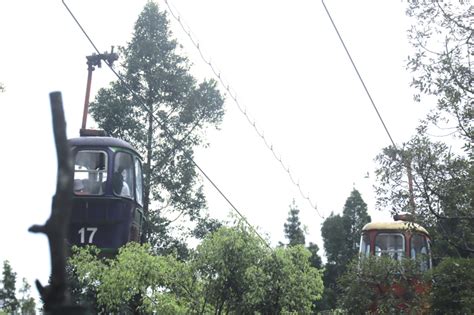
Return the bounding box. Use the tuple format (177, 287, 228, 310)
(73, 150, 108, 196)
(359, 232, 371, 257)
(410, 233, 432, 271)
(113, 151, 135, 200)
(134, 157, 144, 206)
(375, 233, 405, 261)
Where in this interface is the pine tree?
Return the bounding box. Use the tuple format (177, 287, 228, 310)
(320, 189, 371, 309)
(283, 200, 305, 247)
(90, 2, 225, 251)
(0, 260, 19, 313)
(342, 189, 371, 257)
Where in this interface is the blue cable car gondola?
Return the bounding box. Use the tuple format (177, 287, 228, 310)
(67, 51, 144, 253)
(68, 135, 144, 253)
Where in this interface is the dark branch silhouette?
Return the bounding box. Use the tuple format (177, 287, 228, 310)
(29, 92, 85, 314)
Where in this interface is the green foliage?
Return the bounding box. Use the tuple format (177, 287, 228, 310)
(191, 214, 223, 240)
(281, 200, 323, 300)
(0, 261, 35, 314)
(375, 136, 473, 259)
(430, 257, 474, 313)
(307, 242, 323, 269)
(322, 190, 371, 267)
(69, 244, 193, 314)
(18, 278, 36, 315)
(321, 214, 347, 311)
(375, 1, 473, 260)
(193, 224, 263, 314)
(89, 2, 225, 251)
(338, 256, 429, 314)
(339, 256, 474, 314)
(196, 224, 323, 314)
(322, 214, 346, 266)
(342, 189, 371, 256)
(69, 224, 324, 314)
(320, 189, 371, 310)
(406, 2, 472, 144)
(246, 245, 323, 314)
(0, 260, 19, 313)
(284, 200, 306, 247)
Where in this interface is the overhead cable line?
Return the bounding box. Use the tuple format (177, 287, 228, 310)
(321, 0, 398, 150)
(162, 0, 324, 219)
(61, 0, 271, 249)
(321, 1, 433, 216)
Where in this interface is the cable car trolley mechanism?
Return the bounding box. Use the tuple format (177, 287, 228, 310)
(67, 51, 144, 254)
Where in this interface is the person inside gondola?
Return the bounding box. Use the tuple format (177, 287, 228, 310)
(113, 152, 134, 198)
(112, 171, 130, 197)
(74, 179, 87, 195)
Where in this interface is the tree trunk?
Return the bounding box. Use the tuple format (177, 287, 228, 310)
(143, 102, 154, 241)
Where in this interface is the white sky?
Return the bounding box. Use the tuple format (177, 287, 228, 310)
(0, 0, 433, 306)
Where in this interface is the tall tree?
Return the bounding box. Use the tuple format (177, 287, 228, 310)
(342, 189, 371, 257)
(375, 1, 473, 259)
(282, 200, 323, 311)
(320, 189, 371, 310)
(320, 212, 346, 310)
(406, 2, 472, 145)
(322, 189, 370, 269)
(307, 242, 323, 270)
(90, 2, 225, 249)
(0, 260, 19, 314)
(321, 213, 346, 267)
(376, 135, 473, 259)
(283, 200, 305, 247)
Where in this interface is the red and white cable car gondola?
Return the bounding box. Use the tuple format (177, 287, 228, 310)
(359, 214, 432, 271)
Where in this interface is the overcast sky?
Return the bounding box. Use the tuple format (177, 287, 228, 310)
(0, 0, 433, 305)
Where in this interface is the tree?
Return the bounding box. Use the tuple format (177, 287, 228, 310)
(375, 1, 473, 259)
(320, 189, 371, 310)
(18, 278, 36, 315)
(192, 223, 324, 314)
(0, 260, 19, 314)
(193, 223, 265, 314)
(321, 213, 346, 267)
(429, 257, 474, 313)
(342, 189, 371, 257)
(338, 256, 429, 314)
(69, 224, 324, 314)
(320, 213, 346, 310)
(322, 189, 371, 267)
(375, 136, 473, 259)
(245, 245, 324, 314)
(90, 2, 225, 250)
(69, 244, 196, 314)
(307, 242, 323, 269)
(283, 200, 305, 247)
(281, 201, 322, 268)
(406, 2, 472, 145)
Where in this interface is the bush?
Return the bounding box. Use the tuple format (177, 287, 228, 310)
(430, 257, 474, 314)
(338, 256, 429, 314)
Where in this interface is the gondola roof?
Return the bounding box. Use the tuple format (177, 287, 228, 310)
(69, 136, 139, 155)
(362, 221, 429, 235)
